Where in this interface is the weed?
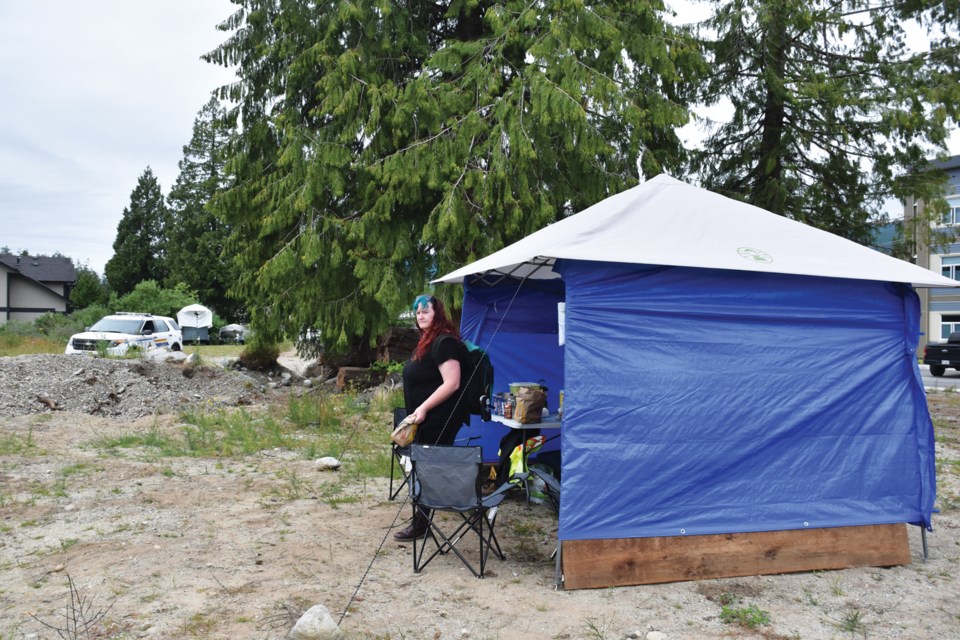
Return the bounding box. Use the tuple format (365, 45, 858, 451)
(259, 600, 310, 632)
(583, 616, 612, 639)
(94, 340, 111, 358)
(720, 603, 771, 628)
(829, 608, 869, 638)
(30, 572, 116, 639)
(368, 384, 404, 414)
(831, 576, 845, 596)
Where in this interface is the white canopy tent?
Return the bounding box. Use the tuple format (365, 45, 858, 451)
(436, 174, 955, 287)
(177, 304, 213, 328)
(432, 174, 956, 589)
(177, 304, 214, 343)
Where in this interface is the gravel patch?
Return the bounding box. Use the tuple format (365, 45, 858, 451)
(0, 354, 265, 419)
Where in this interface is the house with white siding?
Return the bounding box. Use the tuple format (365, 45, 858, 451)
(0, 253, 76, 325)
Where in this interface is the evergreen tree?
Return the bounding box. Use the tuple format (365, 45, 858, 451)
(165, 96, 240, 319)
(105, 168, 168, 295)
(204, 0, 705, 351)
(691, 0, 960, 244)
(69, 264, 108, 311)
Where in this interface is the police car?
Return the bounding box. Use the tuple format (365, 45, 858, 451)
(64, 312, 184, 356)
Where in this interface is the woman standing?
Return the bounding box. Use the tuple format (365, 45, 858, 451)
(393, 294, 464, 540)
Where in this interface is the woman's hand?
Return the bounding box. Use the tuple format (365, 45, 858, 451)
(412, 407, 426, 424)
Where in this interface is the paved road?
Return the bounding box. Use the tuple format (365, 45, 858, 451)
(920, 364, 960, 391)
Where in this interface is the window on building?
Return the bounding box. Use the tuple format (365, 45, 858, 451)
(942, 315, 960, 340)
(942, 256, 960, 280)
(942, 205, 960, 225)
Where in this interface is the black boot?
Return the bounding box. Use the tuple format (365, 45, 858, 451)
(393, 511, 429, 540)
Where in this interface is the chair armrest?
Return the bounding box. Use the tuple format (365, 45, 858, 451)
(530, 466, 560, 493)
(481, 481, 515, 509)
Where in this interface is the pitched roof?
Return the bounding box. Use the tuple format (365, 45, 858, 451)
(0, 254, 76, 284)
(435, 174, 958, 288)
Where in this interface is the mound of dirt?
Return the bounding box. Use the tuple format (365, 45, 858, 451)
(0, 354, 265, 419)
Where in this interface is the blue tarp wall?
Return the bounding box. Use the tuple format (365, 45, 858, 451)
(457, 262, 937, 543)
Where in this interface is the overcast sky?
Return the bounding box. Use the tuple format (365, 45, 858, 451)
(0, 1, 236, 275)
(0, 2, 956, 277)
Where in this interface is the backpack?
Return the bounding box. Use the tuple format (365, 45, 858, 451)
(435, 335, 494, 425)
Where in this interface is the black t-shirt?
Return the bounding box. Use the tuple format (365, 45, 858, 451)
(402, 335, 464, 445)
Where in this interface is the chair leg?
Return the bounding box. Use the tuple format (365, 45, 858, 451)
(414, 510, 476, 577)
(412, 507, 445, 574)
(389, 450, 397, 499)
(389, 449, 410, 501)
(414, 507, 505, 578)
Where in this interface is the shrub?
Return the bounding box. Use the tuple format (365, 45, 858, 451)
(0, 320, 37, 337)
(112, 281, 198, 318)
(239, 336, 280, 371)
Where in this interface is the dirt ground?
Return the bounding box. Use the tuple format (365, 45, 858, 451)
(1, 357, 959, 639)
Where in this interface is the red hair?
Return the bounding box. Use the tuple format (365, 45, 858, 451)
(413, 296, 460, 361)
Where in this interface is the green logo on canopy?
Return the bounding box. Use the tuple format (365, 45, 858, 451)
(737, 247, 773, 263)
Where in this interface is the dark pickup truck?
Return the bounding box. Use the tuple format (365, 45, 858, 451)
(923, 332, 960, 376)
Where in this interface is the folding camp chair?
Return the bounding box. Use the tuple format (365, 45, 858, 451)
(409, 444, 513, 577)
(389, 408, 482, 500)
(388, 408, 412, 500)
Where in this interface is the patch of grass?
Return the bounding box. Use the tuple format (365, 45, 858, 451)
(267, 469, 314, 501)
(59, 538, 80, 553)
(193, 344, 247, 358)
(326, 494, 361, 509)
(86, 387, 400, 487)
(93, 426, 182, 456)
(0, 333, 63, 356)
(176, 611, 218, 636)
(0, 428, 37, 455)
(720, 603, 771, 628)
(938, 491, 960, 512)
(513, 522, 546, 537)
(61, 462, 99, 478)
(179, 408, 291, 456)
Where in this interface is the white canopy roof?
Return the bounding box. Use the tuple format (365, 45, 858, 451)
(435, 174, 956, 287)
(177, 304, 213, 328)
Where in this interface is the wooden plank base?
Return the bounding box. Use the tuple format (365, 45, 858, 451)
(561, 523, 910, 590)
